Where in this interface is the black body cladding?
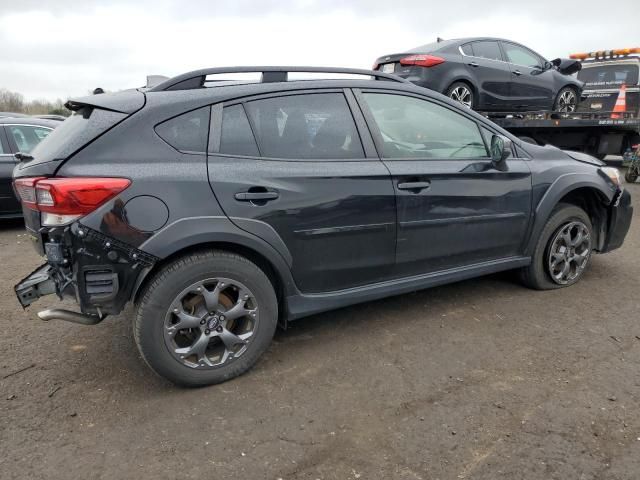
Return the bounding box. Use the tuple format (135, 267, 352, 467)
(13, 67, 631, 323)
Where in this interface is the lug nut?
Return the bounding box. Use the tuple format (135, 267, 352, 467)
(219, 315, 225, 321)
(216, 326, 223, 333)
(205, 329, 210, 335)
(200, 319, 206, 325)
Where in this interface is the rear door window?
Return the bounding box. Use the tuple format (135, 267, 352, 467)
(219, 104, 260, 157)
(155, 106, 210, 153)
(7, 125, 52, 153)
(244, 93, 364, 159)
(471, 41, 503, 61)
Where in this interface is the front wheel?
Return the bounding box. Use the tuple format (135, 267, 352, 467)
(134, 250, 278, 387)
(446, 82, 475, 109)
(554, 87, 578, 113)
(520, 204, 593, 290)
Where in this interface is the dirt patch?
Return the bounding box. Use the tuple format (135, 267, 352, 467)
(1, 185, 640, 480)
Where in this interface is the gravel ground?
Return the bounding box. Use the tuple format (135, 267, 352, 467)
(1, 182, 639, 480)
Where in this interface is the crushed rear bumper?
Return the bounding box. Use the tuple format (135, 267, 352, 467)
(15, 264, 59, 308)
(14, 223, 158, 317)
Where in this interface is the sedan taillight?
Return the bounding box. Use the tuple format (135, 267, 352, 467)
(13, 177, 131, 226)
(399, 54, 445, 68)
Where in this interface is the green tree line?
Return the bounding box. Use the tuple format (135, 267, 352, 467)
(0, 88, 70, 117)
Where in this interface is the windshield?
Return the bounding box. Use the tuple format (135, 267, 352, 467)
(578, 63, 639, 89)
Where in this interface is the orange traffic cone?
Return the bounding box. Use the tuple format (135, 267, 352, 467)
(611, 84, 627, 119)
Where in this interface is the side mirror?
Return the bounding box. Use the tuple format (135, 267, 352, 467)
(490, 135, 512, 166)
(543, 61, 553, 70)
(551, 58, 582, 75)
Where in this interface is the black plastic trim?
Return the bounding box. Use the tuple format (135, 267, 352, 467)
(285, 256, 531, 321)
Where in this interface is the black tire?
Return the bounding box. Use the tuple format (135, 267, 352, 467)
(446, 82, 475, 109)
(625, 168, 638, 183)
(553, 86, 578, 113)
(134, 250, 278, 387)
(520, 204, 593, 290)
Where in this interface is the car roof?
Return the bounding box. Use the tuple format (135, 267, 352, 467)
(0, 117, 61, 128)
(0, 112, 28, 118)
(408, 37, 525, 52)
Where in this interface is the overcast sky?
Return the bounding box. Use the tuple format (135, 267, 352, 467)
(0, 0, 637, 101)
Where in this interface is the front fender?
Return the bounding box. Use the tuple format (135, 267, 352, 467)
(525, 172, 615, 255)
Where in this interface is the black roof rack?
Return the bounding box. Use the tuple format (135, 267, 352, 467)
(148, 66, 409, 92)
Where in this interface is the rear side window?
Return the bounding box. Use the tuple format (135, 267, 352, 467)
(156, 106, 209, 153)
(471, 41, 503, 61)
(0, 130, 6, 154)
(244, 93, 364, 159)
(220, 105, 259, 157)
(460, 43, 473, 56)
(8, 125, 52, 153)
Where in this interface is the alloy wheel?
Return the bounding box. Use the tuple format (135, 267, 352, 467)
(547, 221, 591, 285)
(449, 86, 473, 108)
(557, 90, 577, 112)
(163, 278, 258, 369)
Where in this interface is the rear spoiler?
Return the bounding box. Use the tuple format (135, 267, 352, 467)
(64, 89, 145, 114)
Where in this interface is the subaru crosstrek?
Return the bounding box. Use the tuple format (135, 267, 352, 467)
(13, 67, 632, 386)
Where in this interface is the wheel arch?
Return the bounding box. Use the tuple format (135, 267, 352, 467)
(554, 83, 580, 105)
(132, 217, 299, 315)
(445, 78, 477, 97)
(525, 175, 614, 255)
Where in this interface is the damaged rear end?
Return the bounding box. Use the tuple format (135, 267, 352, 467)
(13, 90, 155, 324)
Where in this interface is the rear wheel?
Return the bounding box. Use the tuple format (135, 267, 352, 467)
(520, 204, 593, 290)
(625, 167, 638, 183)
(554, 87, 578, 113)
(134, 250, 278, 387)
(446, 82, 475, 109)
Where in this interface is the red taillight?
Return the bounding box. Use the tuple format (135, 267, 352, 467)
(399, 54, 445, 68)
(14, 177, 45, 209)
(13, 177, 130, 216)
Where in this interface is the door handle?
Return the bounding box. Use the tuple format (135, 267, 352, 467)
(468, 62, 479, 67)
(234, 191, 279, 201)
(513, 70, 523, 76)
(397, 181, 431, 191)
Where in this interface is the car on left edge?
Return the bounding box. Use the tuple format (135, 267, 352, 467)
(1, 117, 59, 218)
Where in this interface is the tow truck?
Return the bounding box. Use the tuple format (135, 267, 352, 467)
(485, 47, 640, 160)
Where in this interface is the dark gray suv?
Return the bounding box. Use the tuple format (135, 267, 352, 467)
(13, 67, 632, 386)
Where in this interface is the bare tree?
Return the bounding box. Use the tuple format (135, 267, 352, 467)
(0, 88, 69, 116)
(0, 89, 25, 112)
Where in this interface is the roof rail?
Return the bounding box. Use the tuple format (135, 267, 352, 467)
(148, 66, 410, 92)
